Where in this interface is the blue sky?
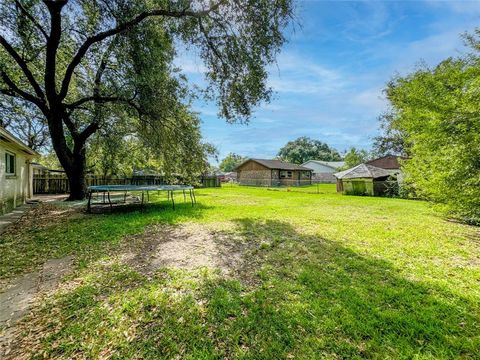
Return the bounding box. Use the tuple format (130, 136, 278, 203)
(177, 0, 480, 163)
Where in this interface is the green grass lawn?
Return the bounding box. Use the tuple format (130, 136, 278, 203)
(1, 185, 479, 359)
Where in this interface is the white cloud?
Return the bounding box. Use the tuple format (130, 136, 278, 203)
(424, 0, 480, 15)
(340, 1, 397, 43)
(267, 51, 349, 94)
(174, 51, 206, 74)
(193, 1, 480, 161)
(350, 87, 387, 112)
(397, 30, 468, 70)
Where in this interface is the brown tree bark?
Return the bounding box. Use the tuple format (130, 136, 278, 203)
(66, 151, 87, 200)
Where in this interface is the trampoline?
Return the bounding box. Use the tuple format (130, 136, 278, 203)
(86, 184, 196, 212)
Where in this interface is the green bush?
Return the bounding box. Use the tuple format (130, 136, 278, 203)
(382, 55, 480, 223)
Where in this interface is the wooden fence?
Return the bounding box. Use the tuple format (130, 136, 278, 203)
(33, 175, 220, 194)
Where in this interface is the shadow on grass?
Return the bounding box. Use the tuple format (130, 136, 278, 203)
(0, 200, 213, 283)
(9, 219, 479, 359)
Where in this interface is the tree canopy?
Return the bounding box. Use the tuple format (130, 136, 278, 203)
(341, 147, 371, 169)
(373, 112, 408, 157)
(277, 137, 342, 164)
(0, 0, 294, 198)
(381, 33, 480, 222)
(219, 153, 246, 172)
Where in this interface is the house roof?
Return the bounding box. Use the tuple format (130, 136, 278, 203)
(302, 160, 345, 170)
(366, 155, 406, 170)
(31, 162, 48, 169)
(0, 126, 39, 156)
(334, 163, 391, 179)
(236, 159, 313, 171)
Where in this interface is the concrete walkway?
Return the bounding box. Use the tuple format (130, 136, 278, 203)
(0, 204, 31, 235)
(0, 194, 75, 357)
(0, 195, 69, 235)
(31, 194, 69, 203)
(0, 256, 75, 357)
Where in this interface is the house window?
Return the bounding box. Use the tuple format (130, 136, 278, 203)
(5, 151, 15, 175)
(280, 170, 293, 179)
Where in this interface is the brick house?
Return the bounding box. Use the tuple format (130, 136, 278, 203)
(235, 159, 313, 186)
(366, 154, 407, 182)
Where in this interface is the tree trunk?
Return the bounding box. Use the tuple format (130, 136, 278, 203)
(65, 151, 87, 200)
(47, 112, 88, 201)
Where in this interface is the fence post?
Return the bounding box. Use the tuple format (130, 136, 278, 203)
(45, 171, 49, 193)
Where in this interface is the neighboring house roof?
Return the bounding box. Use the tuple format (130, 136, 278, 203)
(0, 126, 39, 156)
(31, 162, 49, 170)
(334, 163, 391, 179)
(366, 155, 407, 170)
(133, 169, 161, 176)
(236, 159, 313, 171)
(302, 160, 345, 170)
(31, 162, 64, 173)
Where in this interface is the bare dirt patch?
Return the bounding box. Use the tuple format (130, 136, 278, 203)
(1, 222, 264, 359)
(120, 223, 260, 282)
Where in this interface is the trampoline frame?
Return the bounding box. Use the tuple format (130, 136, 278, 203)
(86, 184, 196, 212)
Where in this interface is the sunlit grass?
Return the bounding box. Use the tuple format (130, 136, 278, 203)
(2, 185, 480, 358)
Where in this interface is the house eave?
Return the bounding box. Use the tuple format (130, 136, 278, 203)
(0, 127, 40, 157)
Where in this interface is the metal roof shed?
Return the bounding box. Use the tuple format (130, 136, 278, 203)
(334, 164, 392, 196)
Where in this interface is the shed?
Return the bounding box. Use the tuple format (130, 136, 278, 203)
(0, 126, 39, 214)
(334, 163, 392, 196)
(235, 159, 313, 186)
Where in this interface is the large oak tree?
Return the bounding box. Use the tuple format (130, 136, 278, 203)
(0, 0, 294, 199)
(277, 136, 342, 164)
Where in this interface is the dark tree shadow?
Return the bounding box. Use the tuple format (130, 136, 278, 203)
(0, 198, 213, 283)
(201, 219, 480, 358)
(7, 219, 479, 359)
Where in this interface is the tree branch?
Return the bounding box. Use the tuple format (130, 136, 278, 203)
(77, 121, 99, 146)
(0, 35, 45, 100)
(59, 1, 226, 100)
(62, 113, 79, 138)
(0, 88, 15, 97)
(65, 95, 135, 109)
(14, 0, 49, 39)
(198, 18, 228, 73)
(44, 0, 67, 102)
(0, 71, 45, 110)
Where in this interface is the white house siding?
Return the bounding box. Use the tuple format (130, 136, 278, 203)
(302, 160, 344, 184)
(0, 142, 33, 215)
(303, 162, 333, 173)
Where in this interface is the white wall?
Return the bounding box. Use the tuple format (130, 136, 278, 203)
(302, 161, 338, 174)
(0, 142, 32, 215)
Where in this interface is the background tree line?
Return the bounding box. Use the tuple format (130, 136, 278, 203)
(217, 137, 375, 172)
